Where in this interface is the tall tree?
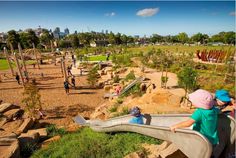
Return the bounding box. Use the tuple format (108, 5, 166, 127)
(7, 30, 20, 49)
(72, 35, 80, 48)
(177, 32, 189, 44)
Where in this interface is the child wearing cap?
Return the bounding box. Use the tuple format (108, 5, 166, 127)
(215, 89, 235, 117)
(129, 106, 144, 124)
(170, 89, 220, 146)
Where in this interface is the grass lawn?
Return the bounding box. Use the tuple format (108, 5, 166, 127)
(0, 59, 15, 70)
(0, 59, 37, 70)
(87, 55, 108, 61)
(32, 127, 162, 158)
(127, 45, 234, 54)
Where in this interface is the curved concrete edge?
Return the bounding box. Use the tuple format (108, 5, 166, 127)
(91, 123, 212, 158)
(74, 113, 235, 158)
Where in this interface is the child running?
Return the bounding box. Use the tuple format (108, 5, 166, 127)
(170, 89, 220, 146)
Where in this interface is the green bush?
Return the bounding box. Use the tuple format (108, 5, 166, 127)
(113, 75, 120, 83)
(46, 124, 67, 137)
(21, 142, 38, 158)
(125, 71, 136, 81)
(32, 127, 162, 158)
(109, 104, 119, 113)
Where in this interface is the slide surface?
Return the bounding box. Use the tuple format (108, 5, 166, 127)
(74, 114, 235, 158)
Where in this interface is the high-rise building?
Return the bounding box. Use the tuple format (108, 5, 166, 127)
(64, 28, 70, 35)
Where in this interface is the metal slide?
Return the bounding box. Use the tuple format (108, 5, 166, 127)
(104, 76, 145, 98)
(74, 114, 236, 158)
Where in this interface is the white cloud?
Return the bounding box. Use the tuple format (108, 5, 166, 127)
(229, 11, 236, 16)
(105, 12, 116, 17)
(136, 8, 160, 17)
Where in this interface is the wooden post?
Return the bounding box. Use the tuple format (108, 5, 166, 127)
(9, 43, 14, 55)
(62, 59, 67, 80)
(50, 40, 57, 65)
(18, 43, 27, 72)
(32, 43, 40, 69)
(60, 58, 64, 76)
(14, 52, 25, 87)
(4, 47, 14, 76)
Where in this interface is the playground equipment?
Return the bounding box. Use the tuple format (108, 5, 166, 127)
(74, 114, 235, 158)
(103, 76, 145, 99)
(196, 50, 227, 63)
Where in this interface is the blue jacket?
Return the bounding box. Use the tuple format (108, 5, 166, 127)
(129, 115, 144, 124)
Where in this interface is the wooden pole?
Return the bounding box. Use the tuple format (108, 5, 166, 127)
(32, 43, 40, 69)
(50, 40, 57, 65)
(60, 58, 64, 76)
(62, 58, 67, 80)
(4, 47, 14, 76)
(9, 43, 14, 55)
(14, 52, 25, 87)
(18, 43, 27, 72)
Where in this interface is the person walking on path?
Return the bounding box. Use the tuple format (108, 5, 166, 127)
(67, 65, 73, 76)
(64, 80, 70, 95)
(15, 73, 20, 85)
(71, 76, 76, 89)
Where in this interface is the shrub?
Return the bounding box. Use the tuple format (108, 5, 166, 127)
(109, 104, 119, 113)
(87, 66, 99, 87)
(125, 70, 136, 81)
(46, 124, 67, 137)
(21, 142, 38, 158)
(22, 83, 42, 118)
(177, 66, 198, 96)
(113, 75, 120, 83)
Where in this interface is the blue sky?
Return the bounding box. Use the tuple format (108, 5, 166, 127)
(0, 1, 235, 36)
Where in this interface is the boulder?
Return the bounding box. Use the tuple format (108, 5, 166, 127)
(124, 152, 141, 158)
(16, 118, 34, 134)
(40, 135, 61, 149)
(27, 128, 47, 139)
(3, 109, 24, 121)
(0, 116, 8, 127)
(104, 85, 112, 91)
(0, 135, 20, 158)
(0, 103, 19, 113)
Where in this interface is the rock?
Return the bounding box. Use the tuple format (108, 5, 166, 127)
(124, 152, 141, 158)
(104, 85, 112, 91)
(16, 118, 34, 134)
(3, 109, 24, 121)
(0, 136, 20, 158)
(40, 135, 61, 149)
(18, 132, 39, 149)
(65, 124, 81, 132)
(159, 143, 187, 158)
(0, 116, 8, 127)
(27, 128, 47, 139)
(0, 103, 19, 113)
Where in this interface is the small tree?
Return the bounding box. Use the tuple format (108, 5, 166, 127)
(22, 83, 42, 118)
(177, 66, 198, 97)
(87, 66, 99, 87)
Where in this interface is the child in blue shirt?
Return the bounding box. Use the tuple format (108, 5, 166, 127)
(129, 106, 144, 124)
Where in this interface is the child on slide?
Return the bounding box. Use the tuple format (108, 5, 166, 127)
(129, 106, 144, 125)
(170, 89, 220, 147)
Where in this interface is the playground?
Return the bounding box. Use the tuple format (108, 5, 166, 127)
(0, 44, 235, 158)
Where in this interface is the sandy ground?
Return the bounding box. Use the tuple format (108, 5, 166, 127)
(0, 60, 107, 126)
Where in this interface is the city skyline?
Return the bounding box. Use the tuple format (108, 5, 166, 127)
(0, 1, 235, 36)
